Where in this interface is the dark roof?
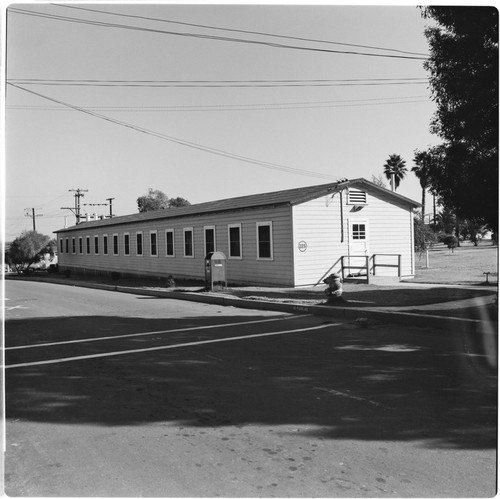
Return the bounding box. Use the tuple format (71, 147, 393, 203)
(55, 178, 419, 233)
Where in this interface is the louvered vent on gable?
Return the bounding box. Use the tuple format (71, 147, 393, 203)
(347, 188, 367, 205)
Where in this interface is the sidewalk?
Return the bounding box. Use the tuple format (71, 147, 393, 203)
(8, 273, 497, 336)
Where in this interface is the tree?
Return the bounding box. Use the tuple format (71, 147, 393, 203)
(434, 206, 456, 234)
(420, 7, 498, 231)
(136, 190, 190, 213)
(383, 154, 407, 191)
(7, 231, 55, 274)
(414, 217, 438, 255)
(460, 218, 489, 245)
(370, 174, 387, 189)
(412, 150, 432, 221)
(137, 189, 170, 212)
(168, 197, 191, 208)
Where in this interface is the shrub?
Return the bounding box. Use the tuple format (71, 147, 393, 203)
(443, 235, 458, 251)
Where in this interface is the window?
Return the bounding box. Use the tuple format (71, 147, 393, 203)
(257, 222, 273, 259)
(150, 231, 158, 256)
(124, 233, 130, 256)
(228, 224, 242, 259)
(204, 226, 216, 255)
(113, 234, 119, 255)
(86, 236, 91, 254)
(59, 238, 64, 253)
(352, 223, 367, 240)
(65, 238, 69, 253)
(78, 237, 82, 254)
(136, 232, 143, 256)
(347, 189, 367, 205)
(184, 228, 194, 257)
(103, 235, 108, 255)
(94, 235, 99, 255)
(72, 237, 76, 254)
(165, 230, 175, 257)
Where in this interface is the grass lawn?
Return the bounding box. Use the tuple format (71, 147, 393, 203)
(413, 240, 498, 285)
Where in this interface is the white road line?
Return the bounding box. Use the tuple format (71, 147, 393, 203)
(6, 322, 341, 369)
(6, 315, 297, 351)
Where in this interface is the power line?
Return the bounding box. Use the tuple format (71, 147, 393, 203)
(7, 77, 428, 88)
(8, 7, 428, 60)
(52, 3, 429, 57)
(7, 82, 341, 181)
(7, 98, 431, 113)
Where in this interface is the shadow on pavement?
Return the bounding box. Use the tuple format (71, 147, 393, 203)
(5, 314, 497, 451)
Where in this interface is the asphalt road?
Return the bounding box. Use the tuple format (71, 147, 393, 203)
(4, 279, 497, 497)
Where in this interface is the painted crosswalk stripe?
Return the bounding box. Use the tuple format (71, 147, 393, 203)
(6, 322, 340, 369)
(6, 315, 296, 350)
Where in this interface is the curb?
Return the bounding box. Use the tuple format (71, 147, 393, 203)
(47, 278, 496, 337)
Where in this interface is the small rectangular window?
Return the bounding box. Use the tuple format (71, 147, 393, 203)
(86, 236, 91, 255)
(136, 232, 143, 256)
(228, 224, 242, 258)
(257, 222, 273, 259)
(72, 237, 77, 254)
(113, 234, 119, 255)
(165, 230, 175, 257)
(94, 235, 99, 255)
(204, 226, 216, 256)
(184, 228, 194, 257)
(103, 235, 108, 255)
(124, 233, 130, 255)
(352, 223, 366, 240)
(59, 238, 64, 253)
(150, 231, 158, 256)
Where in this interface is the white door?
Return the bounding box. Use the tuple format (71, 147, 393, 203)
(347, 220, 369, 276)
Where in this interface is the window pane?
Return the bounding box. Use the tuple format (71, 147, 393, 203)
(352, 224, 366, 240)
(166, 231, 174, 256)
(229, 227, 241, 257)
(184, 230, 193, 256)
(124, 234, 130, 255)
(113, 235, 118, 254)
(205, 228, 215, 255)
(94, 236, 99, 254)
(137, 233, 143, 255)
(103, 236, 108, 254)
(258, 225, 271, 258)
(150, 233, 157, 256)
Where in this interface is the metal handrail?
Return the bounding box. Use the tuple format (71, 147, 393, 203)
(340, 253, 402, 283)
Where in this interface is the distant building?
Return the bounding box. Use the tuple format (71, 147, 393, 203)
(54, 178, 420, 287)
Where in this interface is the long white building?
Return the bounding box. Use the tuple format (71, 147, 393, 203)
(55, 178, 420, 287)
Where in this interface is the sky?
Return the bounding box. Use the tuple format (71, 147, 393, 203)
(3, 2, 442, 241)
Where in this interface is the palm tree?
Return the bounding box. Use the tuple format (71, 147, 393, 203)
(383, 154, 407, 191)
(412, 150, 432, 221)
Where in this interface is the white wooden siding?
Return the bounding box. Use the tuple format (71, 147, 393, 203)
(292, 188, 415, 286)
(57, 205, 295, 286)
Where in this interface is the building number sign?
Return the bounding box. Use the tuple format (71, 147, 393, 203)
(298, 241, 308, 252)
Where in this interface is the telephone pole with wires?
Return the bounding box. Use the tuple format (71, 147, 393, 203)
(61, 188, 88, 225)
(106, 198, 115, 218)
(25, 208, 43, 231)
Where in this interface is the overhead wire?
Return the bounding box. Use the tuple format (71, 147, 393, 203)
(52, 3, 429, 58)
(7, 95, 431, 112)
(7, 77, 429, 88)
(7, 82, 342, 181)
(8, 7, 428, 60)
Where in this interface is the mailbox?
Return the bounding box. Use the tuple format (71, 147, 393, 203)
(205, 251, 227, 291)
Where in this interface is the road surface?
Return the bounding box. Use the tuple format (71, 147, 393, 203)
(4, 279, 497, 497)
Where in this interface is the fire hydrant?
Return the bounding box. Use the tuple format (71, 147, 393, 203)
(323, 272, 344, 302)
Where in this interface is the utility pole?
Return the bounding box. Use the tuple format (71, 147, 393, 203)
(106, 197, 115, 218)
(61, 188, 88, 225)
(25, 208, 43, 231)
